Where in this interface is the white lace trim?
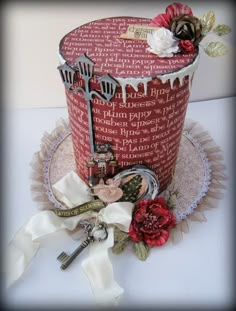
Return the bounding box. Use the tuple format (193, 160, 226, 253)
(43, 131, 71, 209)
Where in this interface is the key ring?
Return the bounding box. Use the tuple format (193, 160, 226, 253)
(90, 222, 108, 242)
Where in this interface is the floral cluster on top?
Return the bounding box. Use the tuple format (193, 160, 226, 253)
(147, 2, 231, 58)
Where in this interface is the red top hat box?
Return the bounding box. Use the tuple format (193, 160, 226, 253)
(7, 3, 231, 304)
(58, 15, 199, 191)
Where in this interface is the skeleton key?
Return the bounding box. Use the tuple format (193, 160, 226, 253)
(57, 223, 108, 270)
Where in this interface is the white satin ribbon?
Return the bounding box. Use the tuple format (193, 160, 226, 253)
(82, 202, 133, 306)
(52, 171, 92, 208)
(6, 210, 97, 288)
(6, 171, 134, 307)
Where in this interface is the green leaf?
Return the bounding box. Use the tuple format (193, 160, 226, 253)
(167, 191, 178, 209)
(204, 41, 228, 57)
(134, 241, 150, 261)
(113, 227, 129, 242)
(213, 24, 231, 36)
(112, 228, 129, 254)
(200, 11, 215, 34)
(112, 241, 128, 255)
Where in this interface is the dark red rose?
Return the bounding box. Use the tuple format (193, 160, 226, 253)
(129, 197, 176, 247)
(179, 40, 195, 53)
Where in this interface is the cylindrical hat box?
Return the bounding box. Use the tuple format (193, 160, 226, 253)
(58, 17, 198, 192)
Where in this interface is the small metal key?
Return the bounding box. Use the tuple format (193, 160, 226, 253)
(57, 223, 108, 270)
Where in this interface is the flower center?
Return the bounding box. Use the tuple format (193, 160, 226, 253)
(143, 214, 162, 230)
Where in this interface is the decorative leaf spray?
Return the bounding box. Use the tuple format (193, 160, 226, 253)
(149, 3, 231, 57)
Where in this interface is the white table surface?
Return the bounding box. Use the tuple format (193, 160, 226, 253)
(3, 97, 234, 309)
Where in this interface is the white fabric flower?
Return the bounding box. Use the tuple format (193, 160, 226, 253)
(147, 27, 179, 58)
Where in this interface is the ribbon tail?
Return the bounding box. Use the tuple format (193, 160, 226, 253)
(81, 227, 124, 306)
(5, 210, 97, 288)
(6, 228, 40, 288)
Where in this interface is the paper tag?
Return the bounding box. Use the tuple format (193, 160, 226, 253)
(120, 24, 158, 40)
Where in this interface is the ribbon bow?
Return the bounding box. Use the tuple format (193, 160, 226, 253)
(6, 171, 134, 306)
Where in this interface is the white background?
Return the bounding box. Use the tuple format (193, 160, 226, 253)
(3, 97, 234, 309)
(2, 0, 235, 108)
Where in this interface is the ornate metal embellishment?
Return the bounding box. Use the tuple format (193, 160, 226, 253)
(57, 54, 119, 154)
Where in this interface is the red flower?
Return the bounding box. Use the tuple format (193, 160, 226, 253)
(150, 2, 193, 28)
(129, 197, 176, 247)
(150, 13, 171, 28)
(166, 2, 193, 19)
(179, 40, 195, 53)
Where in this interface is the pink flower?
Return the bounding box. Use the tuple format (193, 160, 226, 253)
(91, 178, 123, 203)
(150, 2, 193, 28)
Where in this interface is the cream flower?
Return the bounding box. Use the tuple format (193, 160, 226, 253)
(147, 27, 179, 57)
